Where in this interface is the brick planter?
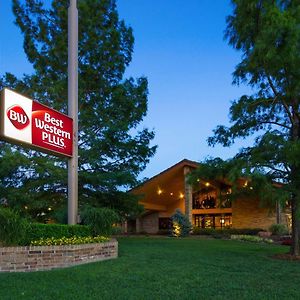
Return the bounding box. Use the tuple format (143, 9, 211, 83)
(0, 239, 118, 272)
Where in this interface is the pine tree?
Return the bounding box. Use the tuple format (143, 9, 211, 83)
(0, 0, 156, 222)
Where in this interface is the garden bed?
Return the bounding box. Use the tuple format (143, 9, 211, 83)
(0, 239, 118, 272)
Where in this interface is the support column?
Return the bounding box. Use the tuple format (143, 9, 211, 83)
(122, 220, 128, 234)
(276, 200, 281, 224)
(136, 218, 142, 233)
(184, 166, 193, 224)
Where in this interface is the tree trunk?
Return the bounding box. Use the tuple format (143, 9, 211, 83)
(290, 111, 300, 256)
(290, 195, 300, 256)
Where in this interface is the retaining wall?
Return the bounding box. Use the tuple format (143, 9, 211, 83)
(0, 239, 118, 272)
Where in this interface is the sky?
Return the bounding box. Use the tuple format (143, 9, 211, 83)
(0, 0, 253, 179)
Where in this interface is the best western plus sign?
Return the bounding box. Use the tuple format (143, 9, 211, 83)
(1, 88, 73, 157)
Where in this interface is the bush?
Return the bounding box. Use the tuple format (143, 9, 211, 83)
(192, 227, 263, 237)
(170, 209, 192, 237)
(81, 207, 120, 236)
(269, 224, 288, 236)
(30, 235, 109, 246)
(231, 234, 273, 244)
(0, 208, 29, 246)
(111, 225, 123, 235)
(22, 223, 92, 245)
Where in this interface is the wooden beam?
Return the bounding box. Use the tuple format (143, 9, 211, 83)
(140, 201, 167, 211)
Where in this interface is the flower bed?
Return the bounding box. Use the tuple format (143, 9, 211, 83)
(0, 238, 118, 272)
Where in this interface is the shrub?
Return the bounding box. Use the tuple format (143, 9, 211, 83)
(231, 234, 273, 244)
(269, 224, 288, 236)
(192, 227, 263, 237)
(170, 209, 192, 237)
(111, 225, 123, 235)
(81, 207, 120, 236)
(192, 227, 218, 236)
(0, 208, 29, 246)
(30, 235, 109, 246)
(22, 223, 92, 245)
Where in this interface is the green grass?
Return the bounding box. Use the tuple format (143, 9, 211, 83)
(0, 237, 299, 300)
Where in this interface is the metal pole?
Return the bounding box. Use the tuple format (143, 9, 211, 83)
(68, 0, 78, 224)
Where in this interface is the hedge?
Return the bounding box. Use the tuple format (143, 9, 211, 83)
(192, 227, 264, 238)
(22, 223, 92, 245)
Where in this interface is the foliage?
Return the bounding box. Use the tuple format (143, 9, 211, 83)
(0, 0, 156, 221)
(21, 223, 92, 245)
(81, 206, 120, 236)
(231, 234, 273, 244)
(0, 207, 29, 246)
(192, 227, 263, 238)
(269, 224, 288, 236)
(30, 235, 109, 246)
(170, 209, 192, 237)
(111, 225, 123, 235)
(191, 0, 300, 255)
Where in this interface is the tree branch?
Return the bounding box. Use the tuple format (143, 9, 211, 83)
(267, 76, 294, 125)
(257, 120, 291, 130)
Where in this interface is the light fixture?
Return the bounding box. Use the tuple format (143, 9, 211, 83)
(179, 193, 184, 199)
(157, 188, 163, 195)
(170, 192, 173, 196)
(197, 178, 200, 182)
(205, 182, 210, 187)
(243, 181, 248, 188)
(48, 207, 52, 211)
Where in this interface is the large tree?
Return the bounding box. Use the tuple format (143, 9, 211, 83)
(193, 0, 300, 255)
(0, 0, 156, 221)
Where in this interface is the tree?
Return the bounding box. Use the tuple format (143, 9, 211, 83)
(193, 1, 300, 255)
(170, 209, 192, 237)
(0, 0, 156, 221)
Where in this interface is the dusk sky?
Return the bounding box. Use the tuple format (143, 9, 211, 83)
(0, 0, 253, 179)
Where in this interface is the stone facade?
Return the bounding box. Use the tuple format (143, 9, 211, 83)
(232, 198, 276, 230)
(0, 239, 118, 272)
(139, 212, 159, 233)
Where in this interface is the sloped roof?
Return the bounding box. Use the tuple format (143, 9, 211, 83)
(131, 159, 199, 192)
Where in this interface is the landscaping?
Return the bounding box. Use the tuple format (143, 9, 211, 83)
(0, 237, 299, 299)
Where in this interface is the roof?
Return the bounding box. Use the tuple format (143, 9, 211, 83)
(131, 159, 199, 192)
(130, 159, 200, 210)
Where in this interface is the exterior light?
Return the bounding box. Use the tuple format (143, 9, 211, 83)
(48, 207, 52, 211)
(24, 206, 28, 210)
(197, 179, 200, 182)
(205, 182, 210, 187)
(243, 181, 248, 187)
(157, 189, 163, 195)
(170, 192, 173, 196)
(179, 193, 184, 199)
(250, 186, 253, 190)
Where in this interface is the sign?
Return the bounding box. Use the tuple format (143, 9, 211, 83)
(0, 88, 73, 157)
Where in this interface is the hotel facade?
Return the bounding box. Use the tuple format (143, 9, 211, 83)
(128, 159, 289, 234)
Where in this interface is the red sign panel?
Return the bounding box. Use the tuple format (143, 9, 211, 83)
(0, 88, 73, 157)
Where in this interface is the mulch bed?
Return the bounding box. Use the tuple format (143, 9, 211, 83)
(272, 253, 300, 261)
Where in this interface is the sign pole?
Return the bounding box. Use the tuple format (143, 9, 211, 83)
(68, 0, 78, 224)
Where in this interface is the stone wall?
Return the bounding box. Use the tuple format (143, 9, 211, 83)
(0, 239, 118, 273)
(140, 212, 159, 233)
(232, 198, 276, 230)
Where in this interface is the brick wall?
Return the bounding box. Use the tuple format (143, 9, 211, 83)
(232, 198, 276, 230)
(0, 239, 118, 272)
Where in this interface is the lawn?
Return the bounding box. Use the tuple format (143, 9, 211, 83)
(0, 237, 299, 300)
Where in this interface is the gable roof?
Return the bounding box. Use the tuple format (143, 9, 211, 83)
(131, 159, 199, 192)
